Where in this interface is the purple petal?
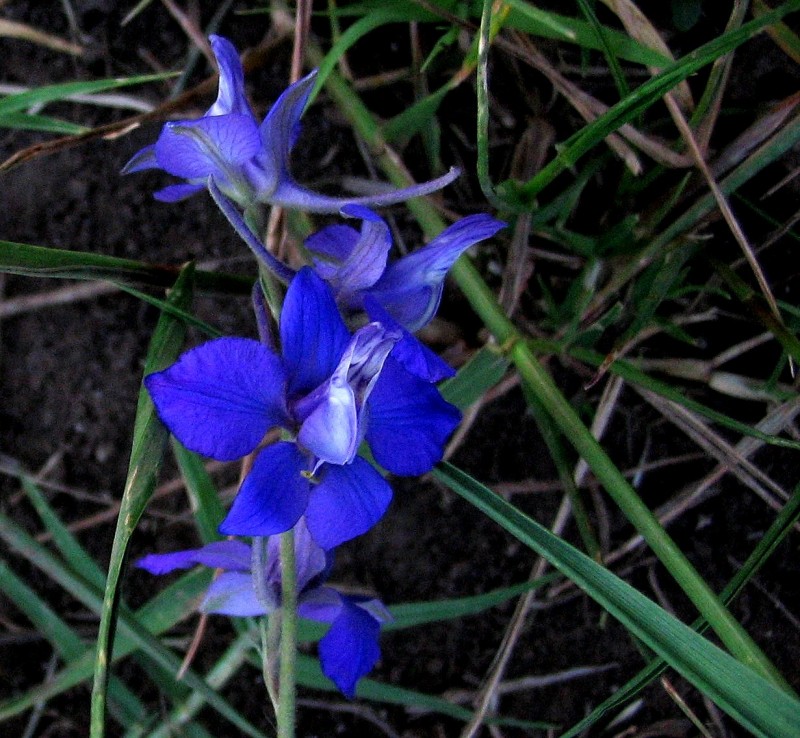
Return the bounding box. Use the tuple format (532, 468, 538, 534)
(294, 322, 397, 466)
(305, 457, 393, 549)
(153, 183, 205, 202)
(364, 297, 455, 382)
(201, 572, 267, 616)
(136, 540, 252, 575)
(368, 214, 506, 331)
(258, 70, 317, 182)
(121, 144, 159, 174)
(207, 35, 254, 117)
(305, 225, 359, 279)
(291, 517, 333, 592)
(298, 586, 343, 623)
(269, 167, 461, 214)
(220, 442, 310, 536)
(145, 337, 287, 461)
(306, 206, 391, 296)
(366, 358, 460, 476)
(280, 268, 350, 397)
(318, 597, 382, 698)
(154, 114, 260, 180)
(296, 377, 357, 465)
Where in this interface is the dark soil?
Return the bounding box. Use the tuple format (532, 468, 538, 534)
(2, 3, 799, 738)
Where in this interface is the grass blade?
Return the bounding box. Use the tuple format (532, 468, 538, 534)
(433, 462, 800, 738)
(90, 265, 194, 738)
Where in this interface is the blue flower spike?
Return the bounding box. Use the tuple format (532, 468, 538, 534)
(145, 268, 460, 548)
(136, 519, 391, 698)
(124, 35, 460, 212)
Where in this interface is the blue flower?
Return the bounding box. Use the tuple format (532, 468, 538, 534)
(137, 519, 391, 698)
(305, 205, 506, 380)
(123, 35, 459, 212)
(145, 268, 460, 548)
(307, 205, 506, 331)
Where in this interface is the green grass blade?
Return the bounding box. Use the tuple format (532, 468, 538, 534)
(433, 462, 800, 738)
(115, 283, 223, 338)
(293, 653, 552, 730)
(135, 633, 253, 738)
(0, 558, 152, 726)
(502, 0, 670, 65)
(0, 73, 172, 116)
(0, 239, 251, 294)
(439, 346, 509, 410)
(561, 484, 800, 737)
(0, 512, 265, 736)
(20, 475, 106, 590)
(171, 441, 226, 544)
(517, 0, 800, 202)
(0, 111, 88, 134)
(90, 265, 194, 738)
(298, 576, 557, 642)
(560, 342, 800, 451)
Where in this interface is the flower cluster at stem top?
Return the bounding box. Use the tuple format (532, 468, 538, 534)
(133, 34, 505, 699)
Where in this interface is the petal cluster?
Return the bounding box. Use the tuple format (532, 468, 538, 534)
(123, 35, 459, 212)
(137, 519, 390, 698)
(145, 268, 460, 548)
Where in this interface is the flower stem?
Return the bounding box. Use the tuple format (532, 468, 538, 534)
(277, 529, 297, 738)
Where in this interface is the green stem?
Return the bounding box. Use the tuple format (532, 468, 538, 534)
(277, 529, 297, 738)
(311, 53, 792, 693)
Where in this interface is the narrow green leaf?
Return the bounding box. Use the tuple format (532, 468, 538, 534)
(0, 239, 251, 294)
(91, 265, 194, 738)
(0, 72, 172, 116)
(293, 653, 552, 730)
(298, 576, 556, 642)
(561, 484, 800, 737)
(0, 111, 88, 134)
(171, 441, 226, 544)
(439, 346, 509, 410)
(518, 0, 800, 201)
(433, 462, 800, 738)
(0, 558, 149, 727)
(20, 475, 106, 591)
(0, 513, 264, 736)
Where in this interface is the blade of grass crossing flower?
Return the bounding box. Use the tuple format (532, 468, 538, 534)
(439, 346, 509, 410)
(0, 239, 252, 294)
(90, 265, 194, 738)
(298, 575, 558, 642)
(561, 483, 800, 737)
(434, 462, 800, 738)
(171, 440, 226, 544)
